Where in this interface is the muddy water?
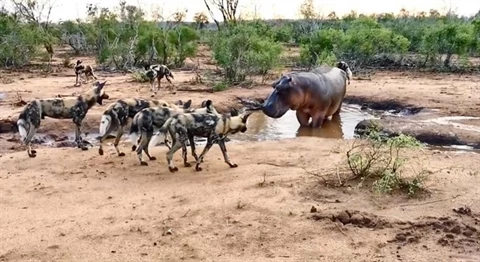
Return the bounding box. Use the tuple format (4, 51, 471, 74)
(235, 104, 377, 142)
(31, 132, 102, 147)
(422, 116, 480, 133)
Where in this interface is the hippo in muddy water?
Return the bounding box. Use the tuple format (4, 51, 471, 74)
(261, 61, 353, 128)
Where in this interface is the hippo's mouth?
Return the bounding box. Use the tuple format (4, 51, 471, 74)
(261, 91, 290, 119)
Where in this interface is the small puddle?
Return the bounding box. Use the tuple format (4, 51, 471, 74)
(422, 116, 480, 133)
(0, 93, 6, 100)
(233, 104, 377, 142)
(428, 144, 480, 154)
(31, 132, 102, 148)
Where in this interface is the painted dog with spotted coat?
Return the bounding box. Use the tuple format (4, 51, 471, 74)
(151, 108, 253, 172)
(130, 100, 219, 166)
(75, 60, 98, 86)
(97, 98, 193, 157)
(17, 81, 109, 157)
(144, 64, 174, 96)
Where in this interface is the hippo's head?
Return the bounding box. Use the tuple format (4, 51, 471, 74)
(261, 75, 303, 119)
(336, 61, 353, 85)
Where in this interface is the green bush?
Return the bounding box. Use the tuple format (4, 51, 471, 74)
(340, 26, 410, 65)
(208, 24, 283, 84)
(0, 13, 42, 67)
(299, 28, 344, 66)
(420, 21, 476, 67)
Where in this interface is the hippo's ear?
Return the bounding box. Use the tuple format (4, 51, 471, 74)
(271, 79, 280, 88)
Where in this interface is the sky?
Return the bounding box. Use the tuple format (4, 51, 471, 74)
(2, 0, 479, 22)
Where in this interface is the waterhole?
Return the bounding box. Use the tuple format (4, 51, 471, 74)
(28, 104, 376, 148)
(233, 103, 377, 142)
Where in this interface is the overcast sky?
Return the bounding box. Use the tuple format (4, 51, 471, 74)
(2, 0, 478, 22)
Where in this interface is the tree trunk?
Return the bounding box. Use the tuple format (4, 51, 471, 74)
(444, 52, 452, 68)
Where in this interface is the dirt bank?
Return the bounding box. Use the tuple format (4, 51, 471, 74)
(1, 138, 479, 261)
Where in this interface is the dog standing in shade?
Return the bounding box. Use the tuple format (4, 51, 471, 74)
(74, 60, 98, 86)
(151, 108, 253, 172)
(17, 81, 109, 157)
(144, 64, 174, 96)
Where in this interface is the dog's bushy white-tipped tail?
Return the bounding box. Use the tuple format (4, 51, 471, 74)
(99, 114, 112, 137)
(17, 119, 28, 142)
(148, 118, 172, 149)
(129, 132, 138, 147)
(148, 131, 166, 149)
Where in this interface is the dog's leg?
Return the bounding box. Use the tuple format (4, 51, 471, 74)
(73, 118, 88, 151)
(149, 78, 154, 92)
(98, 134, 106, 155)
(164, 133, 171, 150)
(166, 134, 184, 172)
(218, 138, 238, 168)
(195, 137, 215, 172)
(188, 134, 199, 161)
(25, 125, 38, 158)
(166, 142, 182, 173)
(91, 70, 98, 80)
(135, 132, 148, 166)
(113, 128, 125, 157)
(144, 129, 156, 161)
(182, 142, 190, 167)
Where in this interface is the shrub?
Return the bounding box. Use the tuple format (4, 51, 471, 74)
(208, 24, 283, 84)
(299, 28, 344, 66)
(346, 131, 427, 196)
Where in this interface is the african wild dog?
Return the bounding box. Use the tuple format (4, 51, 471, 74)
(130, 100, 219, 166)
(17, 81, 109, 158)
(153, 108, 253, 172)
(97, 98, 193, 157)
(144, 64, 174, 96)
(148, 100, 224, 164)
(75, 60, 98, 86)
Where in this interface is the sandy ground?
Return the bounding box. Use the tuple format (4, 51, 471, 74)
(1, 46, 480, 261)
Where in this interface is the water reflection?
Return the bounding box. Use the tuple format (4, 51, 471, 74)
(234, 104, 376, 142)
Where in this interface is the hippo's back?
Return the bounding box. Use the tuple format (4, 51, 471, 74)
(296, 66, 347, 96)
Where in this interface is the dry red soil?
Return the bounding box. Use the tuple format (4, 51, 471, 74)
(1, 46, 480, 261)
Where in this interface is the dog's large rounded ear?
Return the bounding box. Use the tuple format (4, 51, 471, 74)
(201, 100, 212, 108)
(241, 110, 253, 123)
(230, 108, 239, 116)
(183, 99, 192, 109)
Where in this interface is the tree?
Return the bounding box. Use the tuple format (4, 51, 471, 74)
(11, 0, 56, 70)
(203, 0, 239, 29)
(299, 0, 318, 20)
(173, 9, 187, 24)
(193, 11, 209, 29)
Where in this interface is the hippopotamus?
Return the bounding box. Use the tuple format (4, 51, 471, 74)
(261, 61, 353, 128)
